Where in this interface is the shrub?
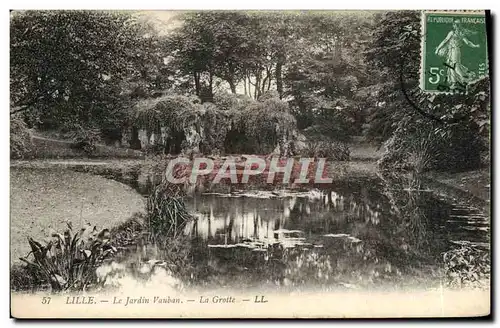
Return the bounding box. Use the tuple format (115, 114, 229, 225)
(298, 140, 350, 161)
(10, 263, 47, 292)
(378, 118, 484, 172)
(378, 129, 434, 173)
(199, 102, 231, 155)
(213, 92, 252, 111)
(19, 223, 117, 292)
(10, 116, 33, 159)
(110, 213, 147, 249)
(238, 97, 297, 155)
(68, 126, 101, 156)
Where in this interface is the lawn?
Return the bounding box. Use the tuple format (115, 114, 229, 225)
(10, 167, 145, 264)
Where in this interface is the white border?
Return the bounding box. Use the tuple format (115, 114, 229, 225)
(2, 1, 497, 327)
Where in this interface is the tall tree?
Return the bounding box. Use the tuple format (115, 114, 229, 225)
(10, 10, 157, 132)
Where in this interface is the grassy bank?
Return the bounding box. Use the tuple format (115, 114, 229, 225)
(10, 168, 145, 265)
(423, 168, 490, 213)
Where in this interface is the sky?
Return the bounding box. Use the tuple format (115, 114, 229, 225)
(136, 11, 184, 35)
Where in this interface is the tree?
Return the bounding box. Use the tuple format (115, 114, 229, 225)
(284, 12, 375, 139)
(10, 10, 158, 134)
(168, 12, 265, 101)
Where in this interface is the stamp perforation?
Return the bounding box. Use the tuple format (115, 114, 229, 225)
(419, 10, 489, 94)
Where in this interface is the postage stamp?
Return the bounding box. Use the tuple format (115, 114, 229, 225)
(420, 11, 489, 93)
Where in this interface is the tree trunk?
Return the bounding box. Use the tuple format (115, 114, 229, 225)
(254, 71, 262, 99)
(247, 75, 252, 98)
(262, 66, 272, 94)
(209, 71, 214, 95)
(130, 126, 141, 150)
(227, 65, 237, 94)
(228, 79, 236, 94)
(261, 72, 268, 94)
(243, 76, 247, 96)
(194, 72, 201, 96)
(276, 55, 285, 99)
(267, 66, 272, 91)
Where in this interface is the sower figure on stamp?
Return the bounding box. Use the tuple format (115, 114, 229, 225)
(435, 19, 480, 89)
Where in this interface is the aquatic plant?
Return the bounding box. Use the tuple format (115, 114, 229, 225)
(19, 223, 117, 292)
(110, 213, 148, 249)
(146, 183, 194, 240)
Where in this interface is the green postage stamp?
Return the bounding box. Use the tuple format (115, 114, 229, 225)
(420, 11, 489, 93)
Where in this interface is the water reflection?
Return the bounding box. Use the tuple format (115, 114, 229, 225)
(175, 176, 490, 291)
(86, 165, 489, 291)
(184, 188, 385, 247)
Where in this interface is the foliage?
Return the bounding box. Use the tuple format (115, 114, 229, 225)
(284, 13, 374, 139)
(444, 245, 490, 288)
(10, 115, 33, 159)
(10, 10, 166, 133)
(10, 10, 489, 165)
(298, 140, 350, 161)
(10, 263, 46, 292)
(19, 223, 117, 292)
(67, 125, 101, 155)
(109, 213, 147, 249)
(133, 94, 298, 156)
(168, 12, 263, 98)
(146, 183, 194, 240)
(378, 99, 486, 172)
(135, 94, 199, 131)
(199, 102, 231, 155)
(213, 92, 252, 111)
(238, 97, 297, 154)
(363, 11, 422, 143)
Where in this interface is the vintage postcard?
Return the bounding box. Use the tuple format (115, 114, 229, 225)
(10, 9, 491, 319)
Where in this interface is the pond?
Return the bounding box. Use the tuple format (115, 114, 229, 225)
(175, 179, 489, 291)
(116, 169, 488, 292)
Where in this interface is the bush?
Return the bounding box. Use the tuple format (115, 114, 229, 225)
(199, 102, 231, 155)
(68, 126, 101, 156)
(19, 223, 117, 292)
(10, 263, 47, 292)
(213, 92, 252, 111)
(378, 118, 484, 172)
(236, 97, 297, 155)
(10, 116, 33, 159)
(298, 140, 350, 161)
